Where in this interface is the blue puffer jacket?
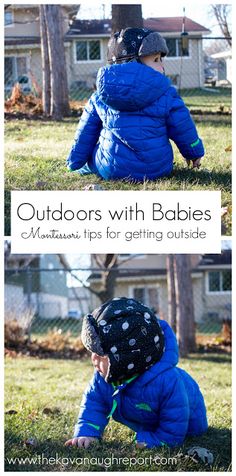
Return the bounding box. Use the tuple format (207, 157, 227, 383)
(67, 62, 204, 181)
(74, 320, 208, 448)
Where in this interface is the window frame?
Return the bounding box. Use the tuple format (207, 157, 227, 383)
(128, 284, 160, 311)
(206, 269, 231, 294)
(164, 37, 190, 59)
(4, 55, 30, 89)
(4, 10, 14, 27)
(74, 39, 103, 64)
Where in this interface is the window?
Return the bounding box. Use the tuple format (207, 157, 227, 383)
(5, 56, 29, 91)
(165, 37, 189, 57)
(165, 38, 177, 57)
(132, 287, 159, 312)
(208, 270, 231, 293)
(5, 11, 13, 26)
(75, 40, 101, 62)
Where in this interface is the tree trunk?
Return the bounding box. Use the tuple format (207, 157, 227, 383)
(93, 254, 119, 303)
(57, 254, 119, 305)
(166, 255, 177, 332)
(174, 255, 196, 356)
(44, 5, 70, 119)
(111, 4, 143, 32)
(39, 6, 51, 115)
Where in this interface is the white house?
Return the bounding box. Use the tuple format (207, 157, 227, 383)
(211, 50, 232, 84)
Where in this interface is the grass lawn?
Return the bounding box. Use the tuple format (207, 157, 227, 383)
(4, 113, 231, 235)
(5, 353, 231, 472)
(181, 87, 232, 113)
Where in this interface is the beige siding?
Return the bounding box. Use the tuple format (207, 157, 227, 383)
(68, 38, 204, 89)
(5, 6, 70, 37)
(118, 254, 167, 270)
(192, 276, 204, 322)
(5, 8, 40, 37)
(69, 38, 107, 88)
(202, 272, 231, 320)
(164, 39, 203, 88)
(5, 45, 71, 90)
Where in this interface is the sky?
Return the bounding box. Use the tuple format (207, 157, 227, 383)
(76, 1, 232, 37)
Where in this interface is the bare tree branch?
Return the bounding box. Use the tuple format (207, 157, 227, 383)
(210, 4, 232, 46)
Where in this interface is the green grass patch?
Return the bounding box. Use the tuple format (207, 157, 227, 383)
(4, 114, 231, 235)
(5, 353, 231, 471)
(181, 87, 231, 113)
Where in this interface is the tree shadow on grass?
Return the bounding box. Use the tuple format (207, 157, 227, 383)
(187, 353, 231, 364)
(5, 425, 231, 472)
(171, 167, 231, 189)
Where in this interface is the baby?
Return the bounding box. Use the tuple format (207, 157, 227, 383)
(65, 297, 208, 449)
(66, 27, 204, 181)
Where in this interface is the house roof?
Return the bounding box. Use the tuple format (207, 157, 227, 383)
(66, 16, 210, 38)
(5, 37, 41, 46)
(211, 50, 232, 59)
(198, 250, 232, 267)
(144, 17, 210, 33)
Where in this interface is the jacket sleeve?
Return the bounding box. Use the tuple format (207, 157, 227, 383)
(136, 373, 189, 448)
(74, 372, 110, 439)
(166, 88, 204, 160)
(67, 93, 102, 171)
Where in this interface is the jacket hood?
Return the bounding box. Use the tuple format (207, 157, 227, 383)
(136, 319, 179, 386)
(96, 62, 171, 112)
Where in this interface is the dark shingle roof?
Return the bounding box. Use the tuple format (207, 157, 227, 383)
(5, 36, 40, 46)
(66, 19, 112, 36)
(198, 249, 232, 267)
(66, 16, 210, 37)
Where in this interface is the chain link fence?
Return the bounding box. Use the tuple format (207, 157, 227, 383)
(4, 35, 231, 113)
(5, 266, 231, 350)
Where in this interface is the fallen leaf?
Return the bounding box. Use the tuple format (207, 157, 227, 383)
(225, 145, 232, 152)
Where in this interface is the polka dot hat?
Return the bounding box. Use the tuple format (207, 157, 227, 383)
(107, 27, 168, 64)
(81, 297, 165, 383)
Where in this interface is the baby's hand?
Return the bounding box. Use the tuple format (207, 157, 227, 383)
(65, 436, 97, 449)
(187, 158, 202, 169)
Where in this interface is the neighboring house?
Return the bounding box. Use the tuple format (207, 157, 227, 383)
(89, 251, 231, 324)
(210, 50, 232, 84)
(5, 254, 69, 318)
(5, 5, 210, 93)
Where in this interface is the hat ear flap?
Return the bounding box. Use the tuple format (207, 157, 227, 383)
(138, 32, 169, 57)
(81, 314, 105, 356)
